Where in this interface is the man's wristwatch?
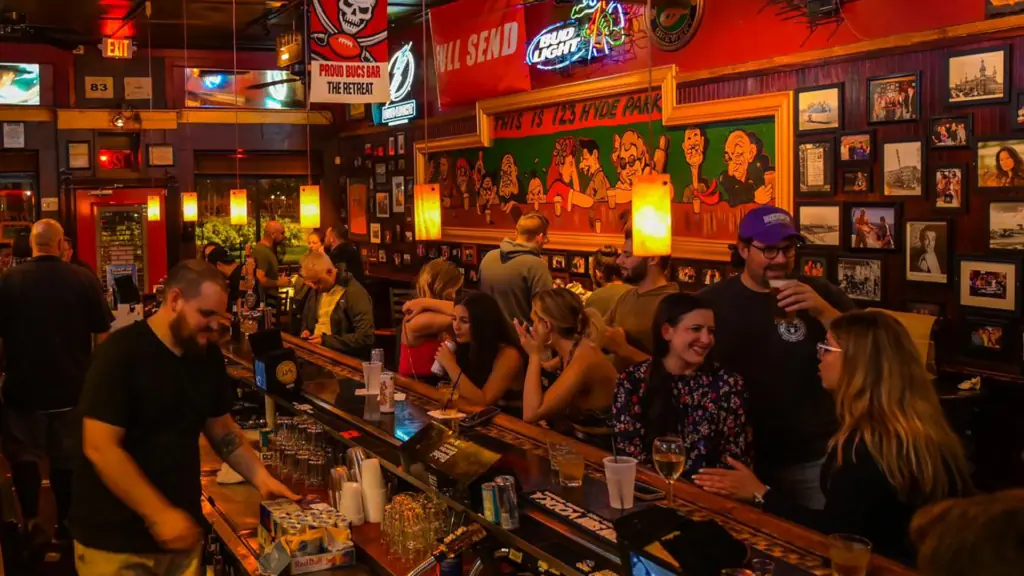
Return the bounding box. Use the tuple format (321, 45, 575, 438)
(752, 485, 771, 508)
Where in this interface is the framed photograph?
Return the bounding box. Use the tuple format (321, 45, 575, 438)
(966, 317, 1008, 357)
(67, 141, 91, 170)
(676, 264, 698, 284)
(1012, 91, 1024, 131)
(976, 138, 1024, 190)
(570, 254, 588, 275)
(378, 249, 387, 263)
(797, 203, 841, 247)
(384, 230, 393, 244)
(348, 103, 366, 121)
(847, 203, 900, 251)
(799, 254, 830, 279)
(986, 0, 1024, 18)
(841, 169, 872, 194)
(398, 159, 406, 171)
(440, 245, 450, 259)
(388, 136, 396, 156)
(416, 244, 426, 257)
(867, 72, 920, 124)
(451, 247, 462, 261)
(551, 254, 567, 271)
(797, 137, 835, 195)
(392, 251, 401, 266)
(795, 84, 843, 133)
(468, 267, 480, 283)
(957, 256, 1020, 316)
(376, 145, 386, 158)
(388, 160, 396, 172)
(905, 300, 944, 317)
(391, 176, 406, 213)
(882, 140, 924, 196)
(397, 132, 406, 154)
(364, 142, 372, 155)
(147, 144, 174, 167)
(932, 163, 967, 212)
(702, 267, 723, 286)
(989, 201, 1024, 251)
(347, 177, 371, 239)
(929, 115, 973, 149)
(370, 223, 381, 244)
(375, 192, 390, 218)
(427, 246, 439, 259)
(946, 46, 1011, 106)
(838, 257, 883, 302)
(463, 244, 478, 265)
(839, 131, 873, 162)
(374, 162, 387, 185)
(906, 220, 951, 284)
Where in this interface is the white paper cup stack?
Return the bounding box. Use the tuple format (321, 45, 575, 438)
(340, 482, 365, 526)
(360, 458, 387, 523)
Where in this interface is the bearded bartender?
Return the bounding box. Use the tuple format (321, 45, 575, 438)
(70, 260, 298, 576)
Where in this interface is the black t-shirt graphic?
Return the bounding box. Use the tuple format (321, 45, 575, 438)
(70, 320, 235, 553)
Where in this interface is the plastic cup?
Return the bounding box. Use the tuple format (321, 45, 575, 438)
(362, 361, 382, 393)
(602, 456, 637, 509)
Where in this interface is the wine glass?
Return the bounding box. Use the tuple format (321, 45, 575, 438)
(652, 436, 685, 506)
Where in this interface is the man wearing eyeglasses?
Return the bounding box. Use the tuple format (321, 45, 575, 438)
(700, 206, 854, 511)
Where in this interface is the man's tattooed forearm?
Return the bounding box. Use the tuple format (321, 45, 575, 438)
(214, 430, 245, 460)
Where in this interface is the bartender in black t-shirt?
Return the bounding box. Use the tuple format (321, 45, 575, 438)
(699, 206, 854, 510)
(70, 260, 297, 574)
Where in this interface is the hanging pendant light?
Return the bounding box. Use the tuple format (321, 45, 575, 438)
(230, 189, 247, 225)
(630, 174, 672, 256)
(300, 185, 321, 228)
(414, 183, 441, 240)
(147, 194, 162, 221)
(182, 192, 198, 222)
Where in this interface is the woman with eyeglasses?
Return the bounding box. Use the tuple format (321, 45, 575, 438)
(693, 310, 972, 564)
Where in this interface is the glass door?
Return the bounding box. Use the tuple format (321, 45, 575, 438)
(95, 205, 148, 295)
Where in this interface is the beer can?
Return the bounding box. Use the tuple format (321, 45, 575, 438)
(281, 522, 304, 537)
(481, 482, 500, 524)
(494, 475, 520, 530)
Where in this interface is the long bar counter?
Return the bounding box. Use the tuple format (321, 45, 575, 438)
(209, 333, 917, 576)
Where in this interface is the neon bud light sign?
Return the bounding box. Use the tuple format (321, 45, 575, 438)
(527, 22, 585, 70)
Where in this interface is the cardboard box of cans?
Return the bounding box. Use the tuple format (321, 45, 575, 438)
(258, 498, 356, 575)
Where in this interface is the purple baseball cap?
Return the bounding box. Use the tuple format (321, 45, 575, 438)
(738, 206, 805, 246)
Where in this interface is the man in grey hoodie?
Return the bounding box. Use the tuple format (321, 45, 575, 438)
(479, 212, 553, 324)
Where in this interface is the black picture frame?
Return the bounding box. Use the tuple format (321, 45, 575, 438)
(987, 200, 1024, 252)
(66, 140, 91, 170)
(928, 115, 973, 149)
(551, 253, 568, 271)
(1012, 91, 1024, 132)
(946, 45, 1012, 107)
(867, 72, 921, 124)
(882, 139, 925, 197)
(904, 300, 945, 318)
(798, 252, 832, 282)
(146, 144, 175, 167)
(905, 218, 952, 285)
(796, 202, 841, 248)
(838, 130, 874, 163)
(837, 255, 885, 303)
(931, 162, 968, 214)
(674, 262, 699, 286)
(844, 201, 901, 252)
(841, 168, 873, 194)
(796, 136, 836, 196)
(955, 254, 1021, 318)
(794, 83, 844, 134)
(964, 316, 1010, 358)
(975, 137, 1024, 192)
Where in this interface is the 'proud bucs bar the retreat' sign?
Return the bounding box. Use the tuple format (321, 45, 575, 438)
(309, 0, 389, 103)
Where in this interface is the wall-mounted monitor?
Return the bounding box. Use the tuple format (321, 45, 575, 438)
(183, 69, 304, 109)
(0, 63, 41, 105)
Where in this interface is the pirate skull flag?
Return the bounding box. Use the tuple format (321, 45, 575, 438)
(309, 0, 389, 103)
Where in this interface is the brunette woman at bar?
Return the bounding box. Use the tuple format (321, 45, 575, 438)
(307, 230, 325, 253)
(515, 288, 618, 437)
(433, 292, 525, 407)
(585, 245, 630, 318)
(399, 259, 464, 378)
(612, 293, 751, 473)
(693, 310, 971, 563)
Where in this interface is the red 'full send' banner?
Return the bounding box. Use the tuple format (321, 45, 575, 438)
(309, 0, 389, 103)
(429, 0, 531, 109)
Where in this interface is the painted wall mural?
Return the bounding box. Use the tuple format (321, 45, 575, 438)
(426, 91, 777, 243)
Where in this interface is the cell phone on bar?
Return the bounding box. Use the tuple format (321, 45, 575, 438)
(459, 406, 501, 429)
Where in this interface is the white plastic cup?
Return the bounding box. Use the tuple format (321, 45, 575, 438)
(362, 361, 382, 394)
(603, 456, 637, 509)
(340, 482, 365, 525)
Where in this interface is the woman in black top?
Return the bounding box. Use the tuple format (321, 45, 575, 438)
(693, 310, 971, 564)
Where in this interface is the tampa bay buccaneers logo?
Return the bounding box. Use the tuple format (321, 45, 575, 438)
(309, 0, 388, 63)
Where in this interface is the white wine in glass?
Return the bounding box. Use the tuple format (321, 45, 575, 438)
(652, 436, 685, 506)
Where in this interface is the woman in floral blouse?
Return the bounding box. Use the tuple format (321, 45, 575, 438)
(612, 292, 751, 475)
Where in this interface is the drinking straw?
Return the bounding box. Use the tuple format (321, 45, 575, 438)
(440, 370, 463, 414)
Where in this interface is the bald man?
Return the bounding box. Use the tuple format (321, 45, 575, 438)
(0, 219, 113, 543)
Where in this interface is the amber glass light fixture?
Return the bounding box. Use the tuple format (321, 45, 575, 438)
(147, 195, 161, 221)
(414, 183, 441, 241)
(230, 189, 248, 225)
(630, 174, 672, 256)
(300, 185, 321, 229)
(182, 192, 198, 222)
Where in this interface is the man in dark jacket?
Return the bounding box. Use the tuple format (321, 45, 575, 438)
(298, 251, 374, 359)
(479, 212, 553, 323)
(325, 225, 365, 285)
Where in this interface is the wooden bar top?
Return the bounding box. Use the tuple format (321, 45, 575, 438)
(223, 334, 917, 576)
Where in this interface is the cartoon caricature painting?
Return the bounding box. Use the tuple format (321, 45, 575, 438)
(609, 130, 669, 207)
(546, 138, 594, 216)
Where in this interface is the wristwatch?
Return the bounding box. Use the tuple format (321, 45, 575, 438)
(753, 485, 771, 508)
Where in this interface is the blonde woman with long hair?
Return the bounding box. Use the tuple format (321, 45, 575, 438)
(694, 310, 971, 563)
(514, 288, 618, 441)
(398, 259, 464, 378)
